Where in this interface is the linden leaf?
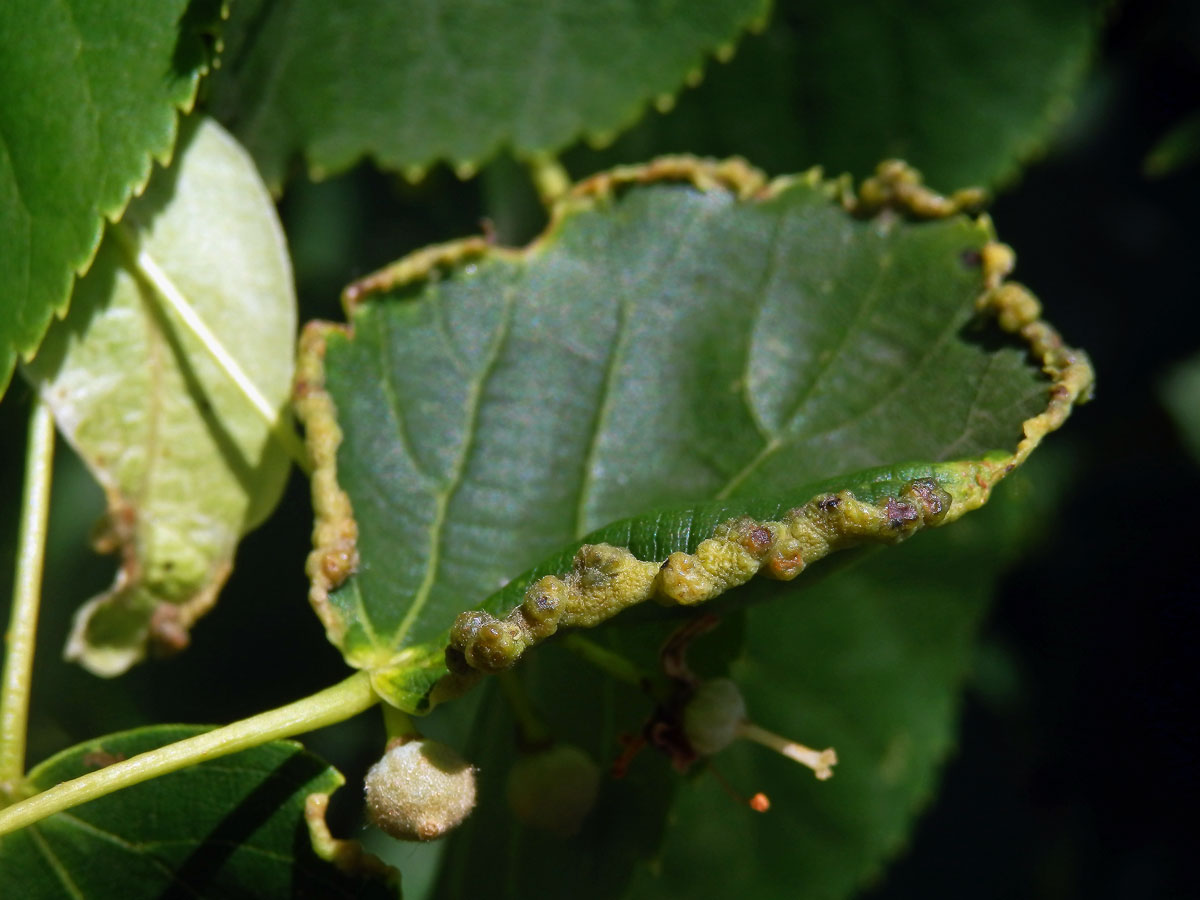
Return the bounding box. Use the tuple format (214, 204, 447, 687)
(0, 727, 397, 898)
(296, 159, 1091, 713)
(569, 0, 1097, 189)
(22, 117, 296, 676)
(0, 0, 220, 398)
(206, 0, 769, 188)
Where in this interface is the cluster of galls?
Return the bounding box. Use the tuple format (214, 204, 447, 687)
(375, 481, 950, 841)
(448, 479, 952, 676)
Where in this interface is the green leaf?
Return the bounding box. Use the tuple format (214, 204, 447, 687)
(1145, 109, 1200, 178)
(1162, 351, 1200, 465)
(430, 650, 674, 899)
(0, 0, 220, 399)
(624, 474, 1046, 899)
(568, 0, 1097, 189)
(422, 466, 1052, 900)
(0, 726, 397, 899)
(295, 159, 1091, 713)
(22, 116, 296, 676)
(207, 0, 768, 188)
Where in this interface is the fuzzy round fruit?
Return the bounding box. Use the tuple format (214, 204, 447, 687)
(506, 743, 601, 836)
(364, 737, 477, 841)
(682, 677, 747, 755)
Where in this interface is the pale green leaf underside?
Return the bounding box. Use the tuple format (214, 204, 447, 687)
(22, 117, 296, 676)
(208, 0, 769, 187)
(0, 0, 218, 398)
(0, 726, 395, 899)
(307, 167, 1054, 711)
(570, 0, 1096, 189)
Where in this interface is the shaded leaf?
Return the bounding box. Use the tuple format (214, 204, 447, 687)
(624, 469, 1050, 899)
(428, 616, 746, 900)
(22, 117, 296, 676)
(208, 0, 768, 188)
(1162, 351, 1200, 465)
(0, 0, 220, 398)
(1145, 109, 1200, 178)
(0, 726, 397, 899)
(295, 159, 1090, 713)
(567, 0, 1097, 189)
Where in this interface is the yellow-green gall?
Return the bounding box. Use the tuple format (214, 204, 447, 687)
(364, 737, 477, 842)
(506, 743, 602, 837)
(448, 480, 959, 675)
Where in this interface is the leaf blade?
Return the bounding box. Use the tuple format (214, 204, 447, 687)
(567, 0, 1097, 189)
(208, 0, 769, 187)
(0, 726, 397, 899)
(297, 160, 1089, 712)
(0, 0, 218, 397)
(22, 116, 296, 675)
(625, 476, 1048, 899)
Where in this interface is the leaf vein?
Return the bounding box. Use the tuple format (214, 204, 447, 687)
(738, 202, 789, 444)
(55, 812, 206, 895)
(572, 300, 630, 539)
(377, 309, 435, 485)
(788, 301, 979, 455)
(715, 243, 897, 498)
(27, 825, 85, 900)
(390, 290, 516, 649)
(936, 351, 1002, 460)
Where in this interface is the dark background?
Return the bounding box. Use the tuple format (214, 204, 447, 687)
(867, 2, 1200, 896)
(0, 0, 1196, 897)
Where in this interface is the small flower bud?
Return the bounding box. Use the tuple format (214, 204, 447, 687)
(682, 677, 747, 755)
(506, 743, 601, 836)
(364, 737, 477, 841)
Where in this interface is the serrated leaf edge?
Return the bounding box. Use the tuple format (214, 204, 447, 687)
(2, 4, 227, 398)
(302, 1, 776, 187)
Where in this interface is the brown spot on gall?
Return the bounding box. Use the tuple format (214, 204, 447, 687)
(905, 479, 948, 519)
(767, 553, 804, 579)
(744, 526, 773, 554)
(884, 498, 918, 529)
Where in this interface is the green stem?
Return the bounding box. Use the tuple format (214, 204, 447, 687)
(380, 704, 417, 742)
(113, 225, 312, 475)
(0, 671, 377, 835)
(559, 634, 648, 689)
(0, 398, 56, 795)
